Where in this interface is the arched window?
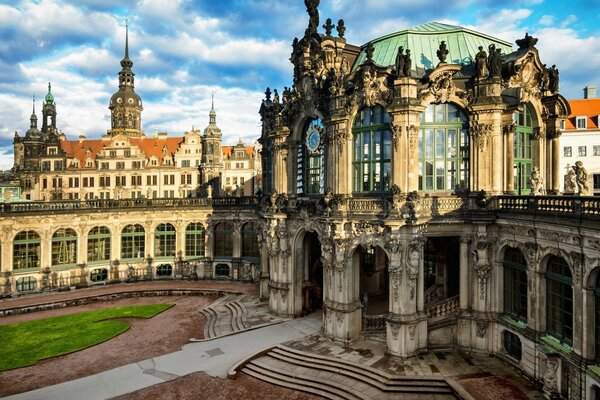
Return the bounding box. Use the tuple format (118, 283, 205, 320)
(90, 268, 108, 282)
(503, 247, 528, 322)
(242, 222, 259, 259)
(419, 103, 469, 191)
(52, 228, 77, 267)
(87, 226, 111, 262)
(546, 256, 573, 345)
(595, 273, 600, 362)
(13, 231, 41, 270)
(121, 224, 145, 260)
(214, 222, 233, 258)
(16, 276, 37, 292)
(514, 105, 534, 195)
(154, 223, 176, 258)
(215, 263, 230, 277)
(297, 118, 324, 195)
(353, 106, 392, 193)
(156, 264, 173, 277)
(186, 223, 205, 258)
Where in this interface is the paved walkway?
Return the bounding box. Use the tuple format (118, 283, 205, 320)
(4, 314, 323, 400)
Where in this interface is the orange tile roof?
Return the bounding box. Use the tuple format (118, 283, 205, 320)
(222, 146, 255, 158)
(565, 98, 600, 130)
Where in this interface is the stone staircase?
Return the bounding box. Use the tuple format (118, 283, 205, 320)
(198, 294, 286, 340)
(235, 345, 457, 400)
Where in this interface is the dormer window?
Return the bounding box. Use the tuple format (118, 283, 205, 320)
(576, 116, 587, 129)
(48, 147, 57, 155)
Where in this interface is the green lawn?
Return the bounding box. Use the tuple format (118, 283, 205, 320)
(0, 304, 173, 372)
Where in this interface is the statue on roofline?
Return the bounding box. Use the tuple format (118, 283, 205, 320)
(305, 0, 320, 36)
(395, 46, 405, 77)
(474, 46, 488, 78)
(547, 65, 559, 93)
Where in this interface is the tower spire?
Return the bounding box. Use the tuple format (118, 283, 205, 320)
(125, 19, 129, 59)
(32, 94, 35, 114)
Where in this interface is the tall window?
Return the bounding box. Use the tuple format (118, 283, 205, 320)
(51, 228, 77, 267)
(13, 231, 41, 270)
(503, 247, 528, 322)
(297, 118, 324, 195)
(353, 106, 391, 193)
(186, 223, 205, 258)
(87, 226, 111, 262)
(419, 103, 469, 191)
(546, 256, 573, 345)
(214, 222, 233, 258)
(242, 222, 259, 259)
(154, 223, 176, 258)
(514, 105, 534, 195)
(121, 224, 145, 260)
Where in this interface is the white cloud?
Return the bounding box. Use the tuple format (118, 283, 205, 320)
(539, 15, 554, 26)
(560, 14, 577, 28)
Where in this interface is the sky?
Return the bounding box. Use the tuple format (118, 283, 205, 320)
(0, 0, 599, 170)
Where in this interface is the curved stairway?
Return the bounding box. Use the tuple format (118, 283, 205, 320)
(198, 294, 286, 340)
(236, 345, 457, 400)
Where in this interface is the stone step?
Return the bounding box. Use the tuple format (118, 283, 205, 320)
(200, 306, 218, 339)
(270, 346, 452, 394)
(200, 294, 254, 339)
(243, 358, 364, 400)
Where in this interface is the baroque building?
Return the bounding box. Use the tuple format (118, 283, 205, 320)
(12, 28, 261, 200)
(257, 5, 600, 399)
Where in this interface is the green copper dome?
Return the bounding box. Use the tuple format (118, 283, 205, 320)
(45, 82, 54, 104)
(353, 22, 513, 73)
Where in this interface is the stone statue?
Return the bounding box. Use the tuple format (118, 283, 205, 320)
(564, 167, 576, 192)
(437, 41, 449, 64)
(403, 49, 411, 77)
(547, 65, 559, 93)
(474, 46, 488, 78)
(529, 166, 545, 195)
(488, 45, 502, 78)
(574, 161, 589, 194)
(305, 0, 320, 36)
(395, 46, 405, 77)
(207, 184, 212, 198)
(366, 42, 375, 60)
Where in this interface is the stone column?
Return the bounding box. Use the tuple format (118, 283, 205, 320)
(40, 229, 52, 271)
(505, 128, 515, 193)
(581, 288, 594, 360)
(459, 237, 470, 310)
(387, 236, 427, 357)
(491, 117, 503, 194)
(549, 132, 561, 194)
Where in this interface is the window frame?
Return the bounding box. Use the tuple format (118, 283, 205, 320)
(545, 256, 573, 346)
(51, 228, 78, 267)
(241, 222, 260, 260)
(87, 226, 111, 263)
(154, 223, 176, 259)
(503, 247, 528, 322)
(185, 222, 205, 259)
(13, 231, 41, 271)
(121, 224, 145, 260)
(214, 222, 233, 258)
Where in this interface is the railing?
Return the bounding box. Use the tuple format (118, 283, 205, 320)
(347, 198, 388, 213)
(424, 283, 444, 304)
(362, 313, 387, 331)
(427, 296, 460, 320)
(496, 195, 600, 219)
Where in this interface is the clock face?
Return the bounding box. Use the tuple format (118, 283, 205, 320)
(306, 126, 321, 152)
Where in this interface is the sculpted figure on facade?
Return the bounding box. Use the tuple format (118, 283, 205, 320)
(574, 161, 589, 194)
(487, 45, 502, 78)
(472, 237, 491, 300)
(547, 65, 559, 94)
(529, 166, 545, 195)
(474, 46, 488, 78)
(304, 0, 320, 36)
(403, 49, 412, 77)
(395, 46, 405, 77)
(407, 238, 423, 300)
(542, 355, 559, 394)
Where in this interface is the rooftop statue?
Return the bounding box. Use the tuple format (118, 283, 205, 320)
(547, 65, 559, 93)
(487, 45, 502, 78)
(516, 32, 538, 50)
(305, 0, 320, 36)
(323, 18, 334, 36)
(474, 46, 488, 78)
(336, 19, 346, 38)
(574, 161, 589, 195)
(395, 46, 405, 77)
(403, 49, 411, 77)
(366, 42, 375, 61)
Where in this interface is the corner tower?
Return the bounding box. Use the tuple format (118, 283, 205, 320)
(108, 21, 144, 137)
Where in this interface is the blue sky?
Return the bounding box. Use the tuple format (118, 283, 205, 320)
(0, 0, 599, 170)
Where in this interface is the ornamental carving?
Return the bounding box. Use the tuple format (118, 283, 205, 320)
(389, 265, 402, 302)
(469, 122, 492, 151)
(476, 320, 487, 338)
(472, 237, 490, 300)
(345, 66, 393, 112)
(324, 122, 349, 152)
(546, 127, 562, 139)
(588, 239, 600, 251)
(408, 125, 419, 153)
(408, 324, 416, 340)
(532, 126, 546, 140)
(390, 123, 403, 151)
(542, 355, 559, 394)
(390, 321, 400, 339)
(570, 252, 584, 285)
(508, 53, 542, 99)
(406, 237, 425, 300)
(429, 71, 457, 103)
(502, 121, 516, 136)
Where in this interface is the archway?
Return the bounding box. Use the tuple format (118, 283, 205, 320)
(424, 237, 460, 307)
(354, 245, 389, 333)
(297, 231, 323, 314)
